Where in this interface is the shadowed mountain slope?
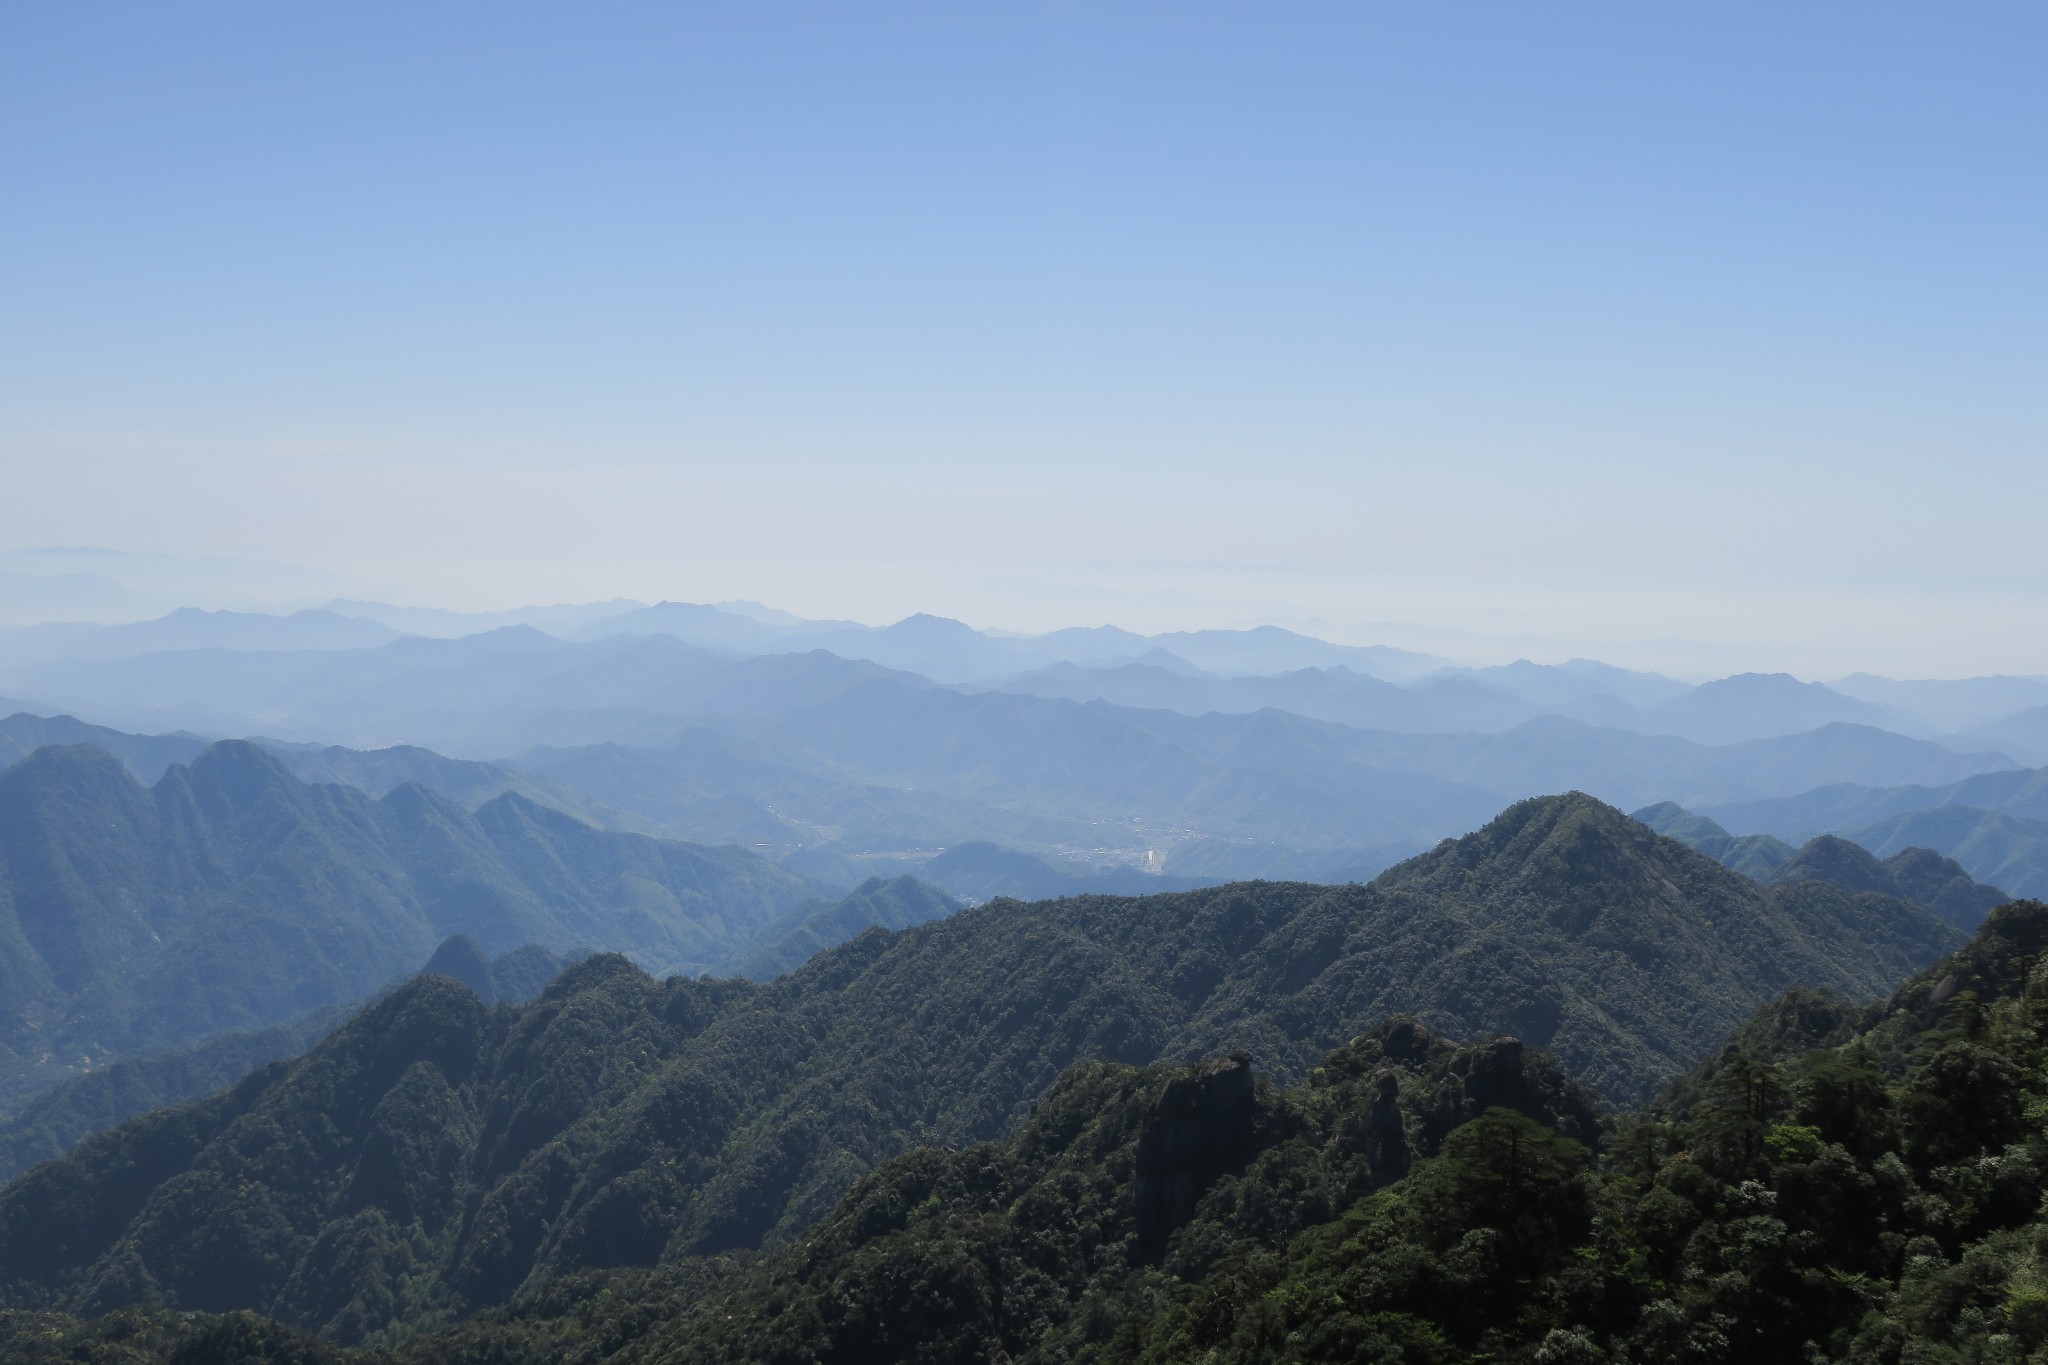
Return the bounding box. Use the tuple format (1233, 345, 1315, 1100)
(0, 939, 574, 1186)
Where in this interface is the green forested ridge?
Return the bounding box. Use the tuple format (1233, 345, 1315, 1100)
(14, 901, 2048, 1362)
(0, 941, 573, 1187)
(0, 1004, 349, 1189)
(0, 792, 1971, 1348)
(0, 739, 832, 1111)
(1636, 801, 2011, 928)
(396, 895, 2048, 1364)
(1634, 798, 1802, 878)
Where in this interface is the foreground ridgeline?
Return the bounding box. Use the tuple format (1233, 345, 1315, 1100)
(5, 901, 2048, 1362)
(0, 792, 1986, 1357)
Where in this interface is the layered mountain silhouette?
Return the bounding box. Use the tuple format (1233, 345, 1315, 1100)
(1634, 801, 2009, 929)
(519, 682, 2011, 881)
(1692, 764, 2048, 900)
(0, 740, 845, 1110)
(1965, 703, 2048, 765)
(0, 710, 208, 780)
(1701, 761, 2048, 837)
(0, 792, 1964, 1342)
(0, 608, 401, 670)
(4, 615, 2028, 895)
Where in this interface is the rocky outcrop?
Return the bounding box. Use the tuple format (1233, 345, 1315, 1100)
(1134, 1051, 1259, 1257)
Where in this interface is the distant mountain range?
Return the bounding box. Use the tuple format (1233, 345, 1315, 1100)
(0, 677, 2020, 895)
(1678, 763, 2048, 900)
(9, 599, 2044, 746)
(3, 599, 2044, 896)
(1632, 801, 2011, 928)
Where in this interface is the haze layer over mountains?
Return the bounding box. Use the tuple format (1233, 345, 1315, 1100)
(1, 595, 2042, 897)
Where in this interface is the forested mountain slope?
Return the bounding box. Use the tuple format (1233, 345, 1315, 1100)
(0, 740, 829, 1110)
(383, 897, 2048, 1365)
(16, 900, 2048, 1364)
(0, 940, 575, 1186)
(0, 793, 1964, 1343)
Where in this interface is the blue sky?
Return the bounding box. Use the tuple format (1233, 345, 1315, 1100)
(2, 4, 2043, 676)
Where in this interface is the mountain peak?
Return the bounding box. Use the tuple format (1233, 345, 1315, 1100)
(421, 933, 496, 1002)
(1772, 833, 1895, 897)
(879, 613, 978, 639)
(0, 738, 134, 786)
(184, 739, 300, 812)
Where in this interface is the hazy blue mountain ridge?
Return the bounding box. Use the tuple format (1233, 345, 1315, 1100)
(515, 683, 2017, 882)
(0, 739, 831, 1109)
(1838, 805, 2048, 902)
(1965, 704, 2048, 766)
(0, 608, 402, 670)
(1693, 764, 2048, 900)
(1701, 765, 2048, 839)
(1827, 671, 2048, 733)
(1634, 801, 2011, 927)
(0, 711, 210, 781)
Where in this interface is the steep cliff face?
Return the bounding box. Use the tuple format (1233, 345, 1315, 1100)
(1133, 1051, 1259, 1257)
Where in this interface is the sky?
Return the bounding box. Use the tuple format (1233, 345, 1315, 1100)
(2, 3, 2044, 678)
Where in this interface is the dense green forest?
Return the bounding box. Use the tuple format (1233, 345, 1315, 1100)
(6, 899, 2047, 1363)
(0, 792, 1970, 1350)
(0, 941, 572, 1186)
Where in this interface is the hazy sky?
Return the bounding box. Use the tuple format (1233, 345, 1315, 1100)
(3, 4, 2043, 677)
